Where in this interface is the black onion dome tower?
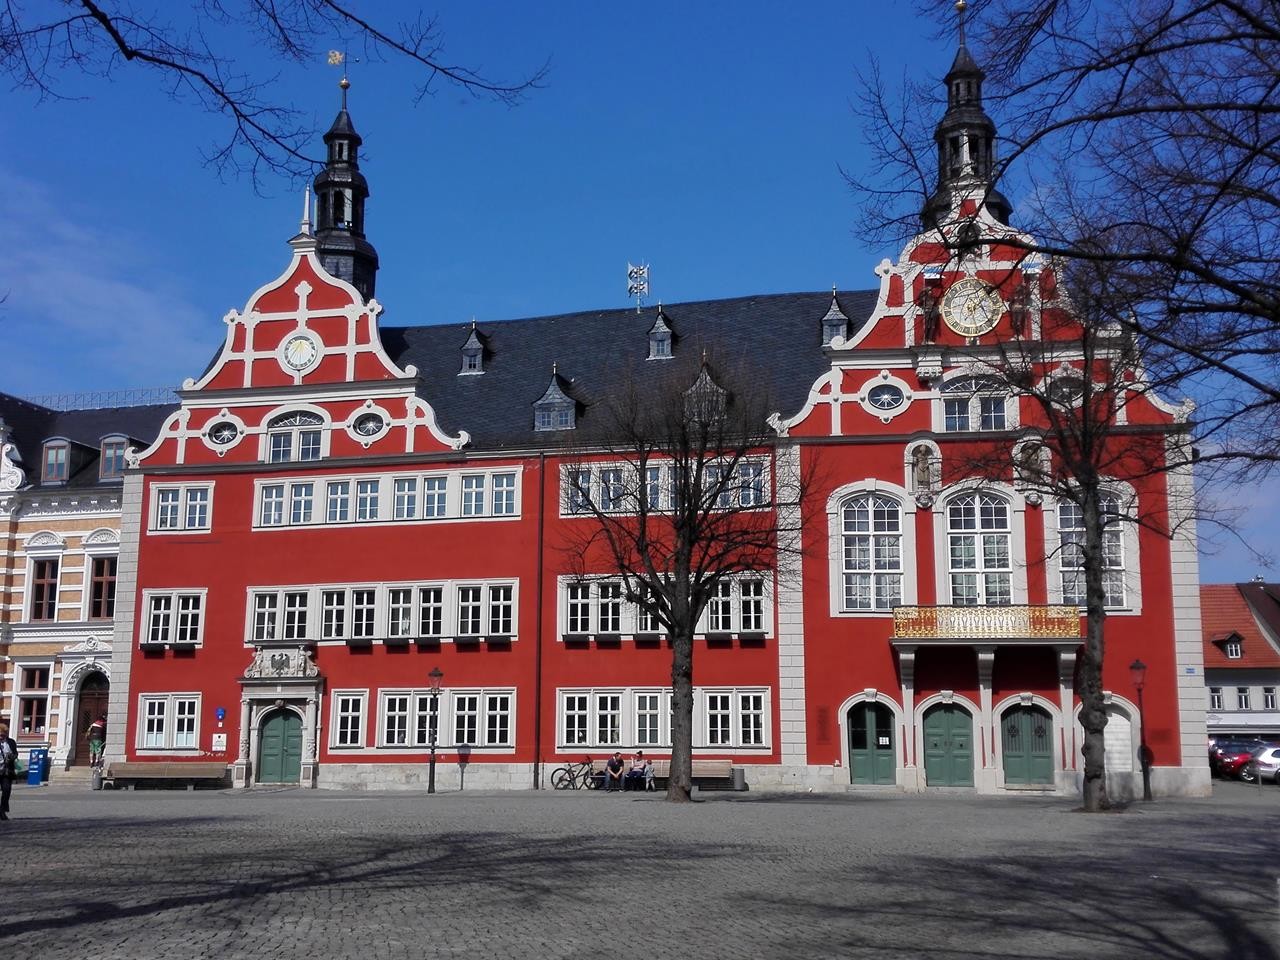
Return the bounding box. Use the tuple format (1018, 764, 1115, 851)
(314, 77, 379, 299)
(922, 0, 1012, 229)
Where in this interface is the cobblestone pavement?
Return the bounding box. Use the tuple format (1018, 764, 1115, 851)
(2, 780, 1276, 960)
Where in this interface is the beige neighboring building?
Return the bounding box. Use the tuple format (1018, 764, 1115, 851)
(0, 392, 170, 775)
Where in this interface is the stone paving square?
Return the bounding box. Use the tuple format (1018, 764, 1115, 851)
(1, 782, 1276, 959)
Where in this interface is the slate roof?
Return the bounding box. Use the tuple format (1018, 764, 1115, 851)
(0, 392, 172, 490)
(1201, 583, 1280, 669)
(382, 289, 878, 452)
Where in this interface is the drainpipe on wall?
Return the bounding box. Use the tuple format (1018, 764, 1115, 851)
(531, 452, 546, 789)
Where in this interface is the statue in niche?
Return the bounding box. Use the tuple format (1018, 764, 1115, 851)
(912, 446, 934, 492)
(1009, 281, 1031, 337)
(919, 287, 941, 343)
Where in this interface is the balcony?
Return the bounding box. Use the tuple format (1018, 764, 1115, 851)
(892, 605, 1082, 644)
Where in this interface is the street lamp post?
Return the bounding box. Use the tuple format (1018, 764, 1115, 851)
(1129, 658, 1153, 802)
(427, 666, 443, 794)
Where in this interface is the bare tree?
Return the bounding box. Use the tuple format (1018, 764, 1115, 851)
(557, 356, 812, 802)
(2, 1, 547, 185)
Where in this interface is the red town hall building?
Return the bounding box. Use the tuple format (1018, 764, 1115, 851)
(105, 41, 1210, 797)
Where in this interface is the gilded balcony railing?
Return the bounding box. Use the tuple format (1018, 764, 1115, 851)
(893, 605, 1082, 640)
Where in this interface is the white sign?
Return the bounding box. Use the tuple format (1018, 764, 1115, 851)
(211, 733, 228, 753)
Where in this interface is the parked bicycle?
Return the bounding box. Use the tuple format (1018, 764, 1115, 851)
(550, 756, 598, 790)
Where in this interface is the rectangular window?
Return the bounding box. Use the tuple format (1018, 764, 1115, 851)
(414, 694, 439, 747)
(597, 581, 622, 633)
(454, 694, 480, 745)
(636, 693, 661, 746)
(1237, 687, 1251, 710)
(175, 595, 203, 644)
(979, 396, 1006, 430)
(253, 593, 280, 642)
(462, 475, 486, 516)
(1059, 500, 1125, 607)
(321, 590, 347, 640)
(17, 666, 50, 738)
(1265, 688, 1277, 711)
(564, 694, 589, 745)
(423, 477, 448, 518)
(388, 588, 414, 638)
(147, 595, 173, 644)
(89, 556, 117, 620)
(637, 591, 662, 633)
(599, 468, 624, 512)
(739, 693, 765, 746)
(740, 579, 764, 632)
(384, 694, 410, 746)
(738, 462, 765, 507)
(708, 580, 733, 632)
(595, 694, 622, 745)
(30, 558, 58, 621)
(393, 478, 418, 520)
(43, 442, 68, 482)
(351, 589, 377, 639)
(706, 693, 732, 746)
(298, 429, 323, 461)
(283, 591, 309, 640)
(567, 469, 592, 514)
(289, 483, 314, 525)
(185, 487, 211, 529)
(486, 693, 512, 746)
(567, 582, 592, 634)
(268, 433, 292, 463)
(1209, 687, 1223, 711)
(356, 480, 380, 522)
(943, 397, 969, 432)
(139, 695, 199, 750)
(156, 488, 181, 529)
(327, 481, 351, 523)
(488, 584, 514, 635)
(334, 694, 365, 747)
(143, 699, 166, 748)
(492, 473, 517, 516)
(458, 586, 483, 636)
(645, 465, 663, 512)
(100, 439, 128, 479)
(173, 698, 198, 748)
(418, 586, 444, 637)
(260, 484, 285, 526)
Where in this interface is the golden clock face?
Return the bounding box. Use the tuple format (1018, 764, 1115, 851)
(941, 278, 1004, 337)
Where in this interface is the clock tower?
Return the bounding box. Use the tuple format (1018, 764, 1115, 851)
(314, 78, 380, 300)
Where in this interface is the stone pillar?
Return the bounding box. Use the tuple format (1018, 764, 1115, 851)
(773, 442, 812, 784)
(104, 472, 144, 768)
(301, 696, 319, 787)
(976, 646, 997, 791)
(232, 698, 251, 787)
(1057, 646, 1078, 789)
(897, 646, 920, 790)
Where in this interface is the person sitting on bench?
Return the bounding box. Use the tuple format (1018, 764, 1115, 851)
(625, 751, 649, 791)
(604, 751, 626, 792)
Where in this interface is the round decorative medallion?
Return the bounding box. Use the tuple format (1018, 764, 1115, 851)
(281, 333, 320, 372)
(867, 384, 906, 411)
(209, 421, 239, 445)
(353, 413, 384, 437)
(941, 278, 1005, 338)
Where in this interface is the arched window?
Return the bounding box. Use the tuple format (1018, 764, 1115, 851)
(267, 411, 324, 463)
(1058, 495, 1124, 606)
(947, 492, 1011, 605)
(942, 377, 1009, 432)
(841, 494, 902, 611)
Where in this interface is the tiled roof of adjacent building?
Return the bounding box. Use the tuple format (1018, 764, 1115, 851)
(1201, 583, 1280, 668)
(382, 289, 879, 451)
(0, 392, 173, 490)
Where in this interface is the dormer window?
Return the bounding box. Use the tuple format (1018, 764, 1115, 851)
(100, 437, 128, 480)
(1225, 639, 1242, 659)
(42, 441, 68, 483)
(648, 309, 674, 360)
(821, 291, 849, 346)
(462, 350, 482, 374)
(534, 370, 576, 431)
(266, 411, 325, 463)
(459, 322, 486, 376)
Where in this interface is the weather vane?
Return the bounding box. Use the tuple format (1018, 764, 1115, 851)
(627, 262, 650, 313)
(327, 48, 360, 101)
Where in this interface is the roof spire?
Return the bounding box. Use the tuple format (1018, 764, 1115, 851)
(955, 0, 968, 48)
(300, 185, 312, 236)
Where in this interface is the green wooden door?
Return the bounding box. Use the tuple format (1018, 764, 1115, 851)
(848, 703, 897, 784)
(923, 704, 974, 787)
(258, 709, 303, 784)
(1001, 705, 1054, 785)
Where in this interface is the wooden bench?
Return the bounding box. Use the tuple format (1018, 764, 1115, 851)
(594, 759, 738, 791)
(105, 761, 229, 791)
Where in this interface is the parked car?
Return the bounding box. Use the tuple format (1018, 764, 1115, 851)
(1210, 740, 1270, 780)
(1250, 746, 1280, 784)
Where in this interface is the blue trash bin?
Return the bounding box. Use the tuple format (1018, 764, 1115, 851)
(26, 748, 48, 786)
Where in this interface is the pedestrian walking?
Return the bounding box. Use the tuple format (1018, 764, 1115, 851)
(0, 721, 17, 821)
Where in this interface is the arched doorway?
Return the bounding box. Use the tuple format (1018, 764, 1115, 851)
(1103, 706, 1134, 777)
(848, 702, 896, 784)
(1001, 704, 1054, 785)
(73, 672, 109, 767)
(923, 703, 973, 786)
(257, 709, 303, 784)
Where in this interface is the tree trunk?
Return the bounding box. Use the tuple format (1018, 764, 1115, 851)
(1077, 485, 1111, 811)
(667, 625, 695, 802)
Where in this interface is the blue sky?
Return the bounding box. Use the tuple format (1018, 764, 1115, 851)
(0, 1, 1268, 581)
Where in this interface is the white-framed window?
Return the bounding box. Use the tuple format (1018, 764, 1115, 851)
(16, 665, 51, 739)
(559, 575, 770, 637)
(253, 469, 521, 529)
(150, 483, 214, 532)
(563, 460, 768, 516)
(1209, 687, 1223, 711)
(708, 581, 733, 632)
(488, 584, 514, 635)
(321, 589, 347, 640)
(556, 687, 769, 749)
(383, 694, 411, 746)
(352, 589, 377, 638)
(567, 582, 592, 633)
(266, 411, 325, 463)
(841, 494, 903, 611)
(597, 582, 623, 633)
(1225, 639, 1242, 659)
(453, 694, 480, 746)
(42, 440, 68, 483)
(137, 694, 200, 750)
(941, 376, 1010, 432)
(1237, 687, 1251, 710)
(388, 587, 414, 638)
(1059, 497, 1125, 607)
(1265, 687, 1277, 711)
(419, 586, 444, 638)
(100, 437, 129, 479)
(457, 585, 483, 636)
(332, 691, 367, 748)
(947, 492, 1012, 605)
(142, 591, 206, 646)
(373, 688, 511, 749)
(740, 579, 765, 632)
